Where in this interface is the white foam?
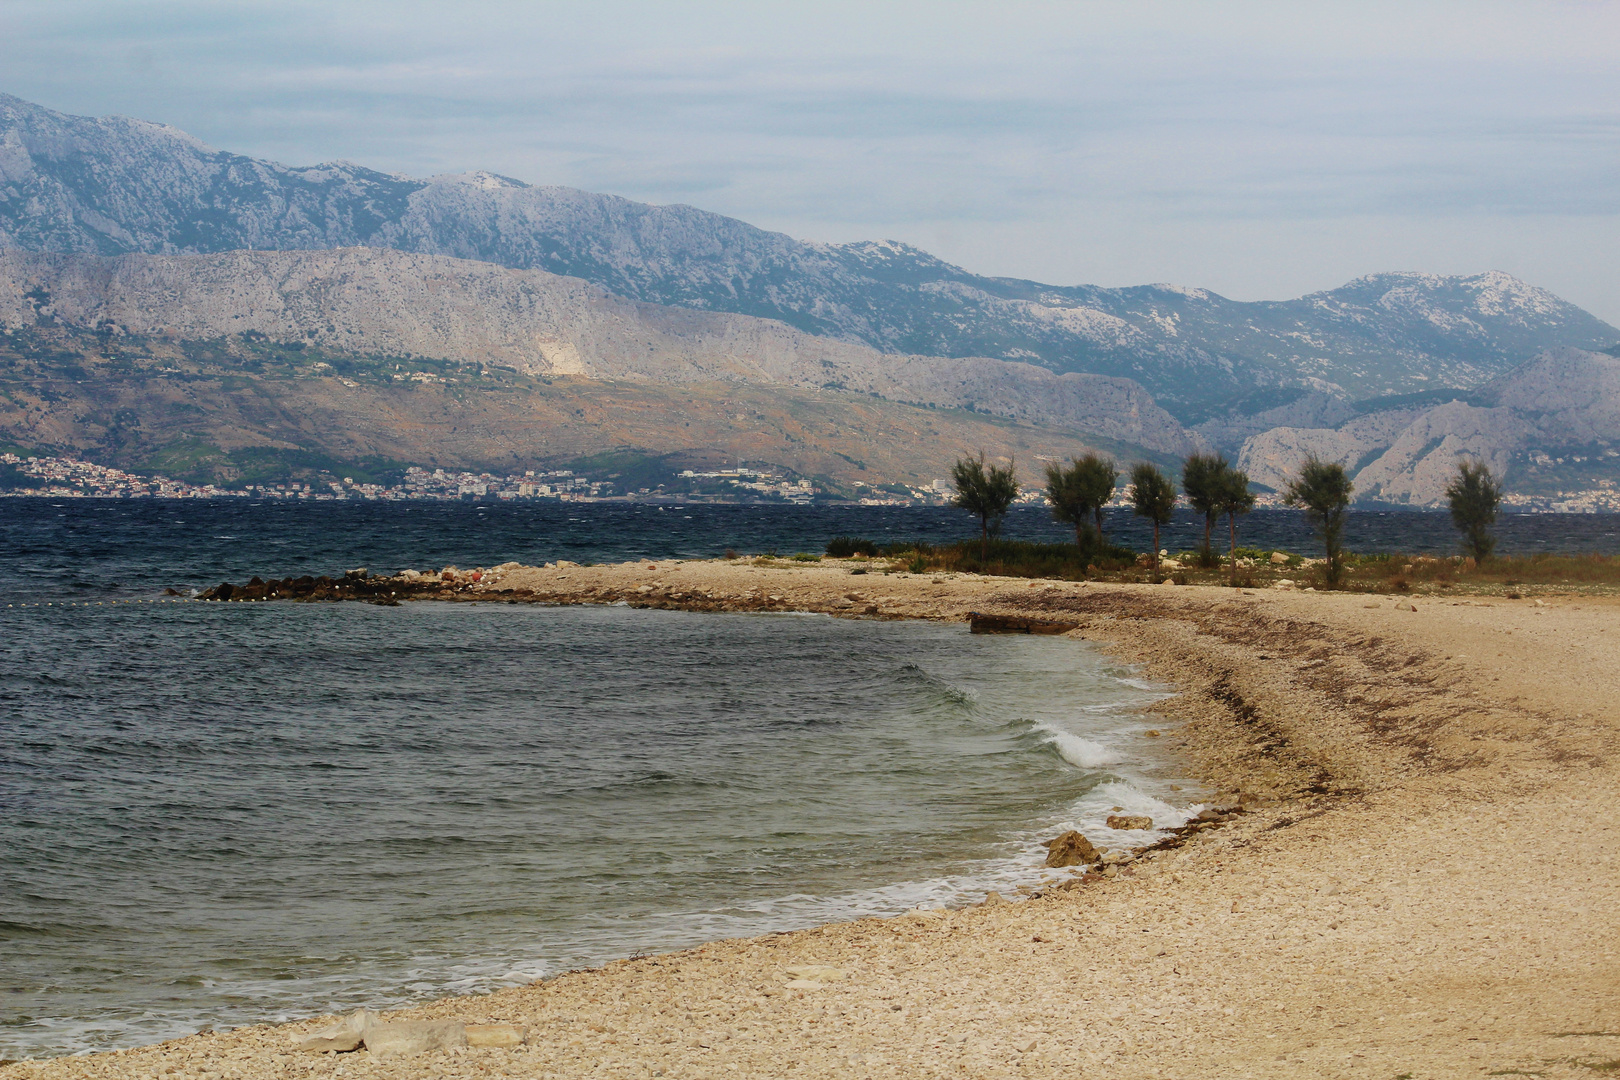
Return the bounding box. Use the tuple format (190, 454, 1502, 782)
(1037, 724, 1119, 768)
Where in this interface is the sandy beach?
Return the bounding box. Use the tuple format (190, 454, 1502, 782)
(7, 558, 1619, 1079)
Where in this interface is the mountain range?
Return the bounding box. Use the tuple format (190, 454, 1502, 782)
(2, 91, 1618, 504)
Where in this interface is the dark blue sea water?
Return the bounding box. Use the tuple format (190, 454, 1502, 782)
(0, 498, 1614, 605)
(0, 499, 1613, 1060)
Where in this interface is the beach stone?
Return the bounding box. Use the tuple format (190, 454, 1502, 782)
(784, 965, 845, 983)
(465, 1023, 527, 1048)
(293, 1008, 377, 1053)
(1107, 814, 1153, 830)
(363, 1019, 468, 1060)
(1274, 579, 1296, 590)
(1043, 830, 1100, 867)
(1270, 552, 1289, 564)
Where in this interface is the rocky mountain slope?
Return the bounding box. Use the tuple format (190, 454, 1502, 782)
(0, 247, 1199, 458)
(1237, 348, 1620, 505)
(0, 319, 1149, 493)
(4, 93, 1614, 419)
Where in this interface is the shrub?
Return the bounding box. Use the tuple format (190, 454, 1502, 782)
(826, 535, 879, 558)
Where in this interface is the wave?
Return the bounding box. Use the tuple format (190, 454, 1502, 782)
(1034, 724, 1120, 769)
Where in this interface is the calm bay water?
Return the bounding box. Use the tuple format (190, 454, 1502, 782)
(0, 499, 1613, 1059)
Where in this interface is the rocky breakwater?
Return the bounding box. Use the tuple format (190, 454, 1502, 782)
(197, 568, 433, 605)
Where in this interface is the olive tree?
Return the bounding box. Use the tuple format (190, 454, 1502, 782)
(952, 453, 1019, 560)
(1282, 458, 1354, 585)
(1445, 458, 1502, 562)
(1129, 462, 1177, 569)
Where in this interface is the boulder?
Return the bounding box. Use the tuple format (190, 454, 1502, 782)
(293, 1008, 377, 1053)
(1270, 552, 1290, 565)
(1042, 830, 1100, 867)
(363, 1020, 468, 1060)
(1106, 814, 1153, 830)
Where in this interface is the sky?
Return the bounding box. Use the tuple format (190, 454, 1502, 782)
(2, 0, 1618, 322)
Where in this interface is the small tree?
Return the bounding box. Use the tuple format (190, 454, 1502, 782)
(1044, 459, 1088, 551)
(1075, 454, 1118, 543)
(1282, 458, 1354, 586)
(1044, 454, 1115, 552)
(952, 453, 1019, 560)
(1219, 467, 1257, 573)
(1446, 458, 1502, 562)
(1129, 462, 1177, 569)
(1181, 453, 1228, 565)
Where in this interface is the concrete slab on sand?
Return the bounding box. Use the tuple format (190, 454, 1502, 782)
(7, 563, 1619, 1079)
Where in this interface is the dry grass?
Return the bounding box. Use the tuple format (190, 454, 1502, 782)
(862, 538, 1620, 597)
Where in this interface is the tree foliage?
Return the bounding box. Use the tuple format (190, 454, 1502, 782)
(1218, 466, 1257, 571)
(1181, 453, 1229, 560)
(1283, 457, 1354, 585)
(1128, 462, 1177, 568)
(1045, 453, 1117, 550)
(1446, 458, 1502, 561)
(952, 453, 1019, 559)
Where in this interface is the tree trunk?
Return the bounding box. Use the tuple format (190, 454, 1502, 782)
(1152, 520, 1161, 570)
(980, 515, 989, 562)
(1229, 512, 1237, 572)
(1094, 507, 1105, 544)
(1202, 513, 1213, 555)
(1075, 521, 1085, 552)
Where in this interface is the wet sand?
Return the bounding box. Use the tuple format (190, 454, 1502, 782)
(7, 559, 1619, 1079)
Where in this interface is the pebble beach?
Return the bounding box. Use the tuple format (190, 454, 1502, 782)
(7, 557, 1618, 1079)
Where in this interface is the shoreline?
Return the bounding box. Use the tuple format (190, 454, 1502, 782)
(7, 559, 1620, 1078)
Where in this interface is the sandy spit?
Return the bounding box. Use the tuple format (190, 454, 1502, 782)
(7, 558, 1619, 1079)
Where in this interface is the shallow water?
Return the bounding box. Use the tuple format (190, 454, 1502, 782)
(4, 496, 1609, 1059)
(0, 600, 1185, 1059)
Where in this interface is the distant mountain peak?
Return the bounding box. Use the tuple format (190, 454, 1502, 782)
(434, 170, 533, 191)
(0, 90, 1614, 418)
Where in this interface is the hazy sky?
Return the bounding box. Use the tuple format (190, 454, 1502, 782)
(3, 0, 1618, 321)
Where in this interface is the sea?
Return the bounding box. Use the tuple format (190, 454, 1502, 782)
(2, 498, 1615, 1059)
